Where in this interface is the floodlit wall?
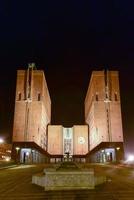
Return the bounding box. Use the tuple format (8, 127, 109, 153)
(85, 71, 124, 151)
(73, 125, 88, 155)
(13, 68, 51, 150)
(47, 125, 88, 155)
(47, 125, 63, 155)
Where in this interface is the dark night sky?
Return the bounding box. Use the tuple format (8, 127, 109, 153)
(0, 1, 134, 154)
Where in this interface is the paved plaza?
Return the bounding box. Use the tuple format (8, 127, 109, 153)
(0, 163, 134, 199)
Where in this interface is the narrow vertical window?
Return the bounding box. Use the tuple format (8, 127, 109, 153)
(96, 93, 98, 101)
(114, 93, 118, 101)
(27, 67, 32, 99)
(106, 93, 108, 99)
(18, 93, 21, 101)
(38, 93, 41, 101)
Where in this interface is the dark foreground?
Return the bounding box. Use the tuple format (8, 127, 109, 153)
(0, 163, 134, 200)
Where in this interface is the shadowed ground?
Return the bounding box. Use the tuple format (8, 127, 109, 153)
(0, 163, 134, 199)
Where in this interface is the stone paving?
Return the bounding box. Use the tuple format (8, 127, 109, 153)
(0, 164, 134, 199)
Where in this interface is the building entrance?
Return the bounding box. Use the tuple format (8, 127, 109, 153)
(63, 128, 73, 156)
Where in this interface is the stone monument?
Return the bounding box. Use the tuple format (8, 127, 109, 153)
(32, 161, 106, 191)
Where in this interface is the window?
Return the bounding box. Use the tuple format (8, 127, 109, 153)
(28, 67, 32, 98)
(114, 93, 118, 101)
(38, 93, 41, 101)
(18, 93, 21, 101)
(96, 93, 98, 101)
(106, 93, 108, 99)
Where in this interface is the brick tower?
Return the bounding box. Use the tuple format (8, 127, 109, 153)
(12, 64, 51, 163)
(85, 70, 124, 162)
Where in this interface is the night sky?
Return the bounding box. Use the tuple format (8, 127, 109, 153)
(0, 1, 134, 154)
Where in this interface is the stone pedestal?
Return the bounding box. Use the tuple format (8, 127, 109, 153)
(32, 162, 106, 190)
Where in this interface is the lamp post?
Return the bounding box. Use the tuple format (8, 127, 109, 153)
(15, 147, 20, 163)
(0, 138, 4, 160)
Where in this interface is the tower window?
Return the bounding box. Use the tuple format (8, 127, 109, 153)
(96, 93, 99, 101)
(106, 93, 108, 99)
(18, 93, 21, 101)
(114, 93, 118, 101)
(28, 67, 32, 98)
(38, 93, 41, 101)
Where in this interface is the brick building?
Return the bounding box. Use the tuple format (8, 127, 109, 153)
(12, 66, 124, 163)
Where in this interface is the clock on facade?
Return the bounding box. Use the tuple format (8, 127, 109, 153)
(78, 136, 85, 144)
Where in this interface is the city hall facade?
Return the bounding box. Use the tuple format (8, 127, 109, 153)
(12, 64, 124, 163)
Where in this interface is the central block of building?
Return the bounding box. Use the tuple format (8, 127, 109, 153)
(47, 125, 88, 162)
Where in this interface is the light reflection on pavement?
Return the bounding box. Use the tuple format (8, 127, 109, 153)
(9, 165, 36, 170)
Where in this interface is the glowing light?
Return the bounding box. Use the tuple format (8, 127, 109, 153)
(101, 150, 104, 153)
(0, 138, 4, 144)
(6, 150, 11, 153)
(26, 152, 29, 156)
(106, 152, 110, 155)
(15, 147, 20, 151)
(127, 155, 134, 162)
(15, 147, 20, 154)
(5, 157, 10, 161)
(116, 147, 120, 151)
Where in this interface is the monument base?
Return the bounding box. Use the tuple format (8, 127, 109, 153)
(32, 162, 106, 190)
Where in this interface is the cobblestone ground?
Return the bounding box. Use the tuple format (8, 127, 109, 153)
(0, 164, 134, 200)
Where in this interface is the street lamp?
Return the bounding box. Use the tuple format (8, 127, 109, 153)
(0, 138, 4, 144)
(116, 147, 120, 151)
(0, 138, 4, 160)
(15, 147, 20, 163)
(15, 147, 20, 153)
